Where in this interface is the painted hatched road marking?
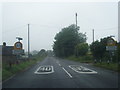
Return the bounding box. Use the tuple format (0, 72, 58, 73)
(69, 65, 97, 74)
(34, 65, 54, 74)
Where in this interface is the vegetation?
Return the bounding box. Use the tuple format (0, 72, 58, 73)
(117, 42, 120, 63)
(67, 54, 93, 63)
(2, 50, 47, 81)
(75, 43, 89, 57)
(52, 24, 120, 72)
(90, 37, 118, 63)
(53, 24, 87, 57)
(38, 49, 47, 57)
(93, 62, 119, 72)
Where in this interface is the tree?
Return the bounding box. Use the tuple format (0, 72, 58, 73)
(75, 43, 88, 56)
(90, 36, 118, 62)
(53, 24, 87, 57)
(90, 40, 104, 60)
(38, 49, 47, 56)
(116, 42, 120, 64)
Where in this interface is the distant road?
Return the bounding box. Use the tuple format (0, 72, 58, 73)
(2, 56, 118, 88)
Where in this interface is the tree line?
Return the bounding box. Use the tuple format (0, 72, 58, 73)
(53, 24, 120, 63)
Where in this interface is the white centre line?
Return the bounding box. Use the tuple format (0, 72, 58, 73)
(62, 67, 73, 78)
(58, 63, 61, 66)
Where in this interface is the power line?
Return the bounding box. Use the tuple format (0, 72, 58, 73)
(81, 27, 118, 31)
(2, 23, 118, 35)
(2, 24, 27, 34)
(31, 24, 60, 29)
(95, 27, 118, 31)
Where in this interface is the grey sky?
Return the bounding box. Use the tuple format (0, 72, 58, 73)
(1, 2, 118, 52)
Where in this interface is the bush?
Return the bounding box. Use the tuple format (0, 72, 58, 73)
(75, 43, 88, 56)
(67, 54, 93, 63)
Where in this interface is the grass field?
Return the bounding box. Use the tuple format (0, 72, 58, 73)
(2, 56, 45, 81)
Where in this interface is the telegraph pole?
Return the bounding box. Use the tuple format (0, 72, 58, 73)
(75, 13, 78, 57)
(28, 24, 30, 59)
(75, 13, 77, 28)
(93, 29, 94, 43)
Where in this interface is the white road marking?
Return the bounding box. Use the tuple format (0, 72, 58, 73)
(69, 65, 97, 74)
(34, 65, 54, 74)
(62, 67, 73, 78)
(56, 60, 62, 67)
(58, 63, 61, 66)
(56, 61, 59, 64)
(55, 60, 72, 78)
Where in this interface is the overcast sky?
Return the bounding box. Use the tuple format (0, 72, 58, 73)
(1, 1, 119, 52)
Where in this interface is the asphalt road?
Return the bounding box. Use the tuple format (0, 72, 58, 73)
(2, 56, 119, 88)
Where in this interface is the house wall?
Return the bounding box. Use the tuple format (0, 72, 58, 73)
(2, 56, 17, 64)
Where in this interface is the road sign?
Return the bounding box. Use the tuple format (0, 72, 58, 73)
(12, 49, 24, 55)
(106, 46, 117, 51)
(106, 38, 117, 51)
(107, 38, 116, 46)
(14, 42, 22, 50)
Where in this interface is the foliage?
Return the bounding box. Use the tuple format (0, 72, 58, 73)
(90, 37, 118, 62)
(2, 56, 45, 81)
(53, 24, 87, 57)
(90, 37, 107, 59)
(117, 42, 120, 63)
(67, 55, 93, 63)
(75, 43, 88, 56)
(90, 40, 105, 59)
(38, 49, 47, 57)
(94, 62, 119, 72)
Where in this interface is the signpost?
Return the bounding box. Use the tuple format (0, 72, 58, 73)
(106, 37, 117, 62)
(14, 42, 22, 50)
(12, 37, 25, 62)
(106, 38, 117, 51)
(13, 41, 24, 55)
(106, 46, 117, 51)
(12, 49, 24, 55)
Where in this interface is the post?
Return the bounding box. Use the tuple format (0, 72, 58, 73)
(75, 13, 77, 28)
(93, 29, 94, 43)
(28, 24, 30, 60)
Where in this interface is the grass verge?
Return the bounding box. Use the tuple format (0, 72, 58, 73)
(66, 55, 120, 72)
(93, 62, 120, 72)
(67, 55, 93, 63)
(2, 56, 45, 81)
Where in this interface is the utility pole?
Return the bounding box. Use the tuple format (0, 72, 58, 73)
(75, 13, 78, 57)
(75, 13, 77, 29)
(93, 29, 94, 43)
(28, 24, 30, 59)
